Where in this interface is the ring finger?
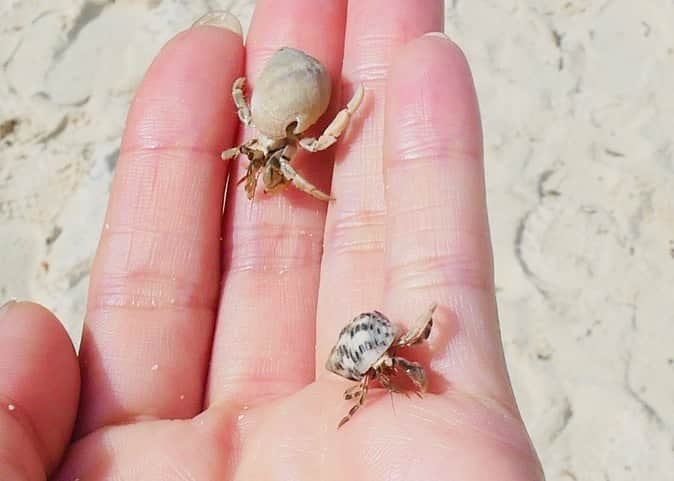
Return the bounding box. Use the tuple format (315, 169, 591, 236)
(315, 0, 444, 369)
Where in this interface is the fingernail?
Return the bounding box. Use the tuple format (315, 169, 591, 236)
(0, 299, 16, 319)
(192, 11, 243, 37)
(423, 31, 451, 41)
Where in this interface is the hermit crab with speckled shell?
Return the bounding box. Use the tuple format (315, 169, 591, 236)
(326, 303, 438, 428)
(222, 47, 364, 201)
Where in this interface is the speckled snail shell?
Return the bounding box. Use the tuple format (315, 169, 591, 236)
(325, 311, 400, 381)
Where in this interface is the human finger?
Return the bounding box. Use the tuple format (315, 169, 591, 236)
(383, 34, 517, 409)
(77, 17, 244, 435)
(207, 0, 348, 407)
(0, 302, 79, 479)
(315, 0, 444, 370)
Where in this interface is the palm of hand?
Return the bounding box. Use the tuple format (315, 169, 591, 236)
(57, 385, 536, 480)
(0, 2, 544, 481)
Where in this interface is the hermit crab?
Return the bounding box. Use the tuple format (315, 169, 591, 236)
(222, 47, 364, 201)
(325, 303, 438, 428)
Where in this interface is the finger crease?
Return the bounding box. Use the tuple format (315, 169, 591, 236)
(387, 253, 492, 292)
(89, 273, 218, 311)
(325, 209, 386, 255)
(224, 224, 324, 274)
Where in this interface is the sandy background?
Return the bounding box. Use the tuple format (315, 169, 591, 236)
(1, 1, 672, 479)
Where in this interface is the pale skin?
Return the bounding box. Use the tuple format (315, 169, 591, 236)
(0, 1, 545, 481)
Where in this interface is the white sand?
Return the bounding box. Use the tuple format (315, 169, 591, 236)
(1, 1, 672, 479)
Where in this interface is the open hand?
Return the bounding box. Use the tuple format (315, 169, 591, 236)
(0, 1, 544, 480)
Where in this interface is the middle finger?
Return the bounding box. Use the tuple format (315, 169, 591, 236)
(206, 0, 348, 407)
(315, 0, 444, 367)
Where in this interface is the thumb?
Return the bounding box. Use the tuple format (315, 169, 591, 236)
(0, 301, 80, 480)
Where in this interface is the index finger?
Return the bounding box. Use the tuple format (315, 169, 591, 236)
(77, 17, 244, 436)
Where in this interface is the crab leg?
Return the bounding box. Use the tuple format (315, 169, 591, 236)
(338, 375, 370, 428)
(299, 85, 364, 153)
(343, 383, 362, 400)
(239, 157, 267, 200)
(394, 357, 427, 394)
(221, 146, 240, 160)
(276, 144, 334, 201)
(222, 139, 261, 161)
(232, 77, 252, 126)
(221, 139, 268, 199)
(378, 372, 409, 397)
(396, 302, 437, 347)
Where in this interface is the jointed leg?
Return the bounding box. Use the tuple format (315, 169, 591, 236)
(299, 84, 364, 152)
(338, 375, 370, 428)
(222, 138, 265, 161)
(239, 157, 266, 200)
(343, 373, 403, 400)
(276, 144, 334, 201)
(394, 357, 428, 394)
(221, 139, 267, 199)
(397, 302, 437, 347)
(343, 383, 362, 400)
(232, 77, 252, 126)
(221, 146, 241, 160)
(378, 372, 409, 397)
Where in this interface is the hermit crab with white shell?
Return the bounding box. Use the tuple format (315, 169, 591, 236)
(222, 47, 364, 201)
(326, 303, 438, 428)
